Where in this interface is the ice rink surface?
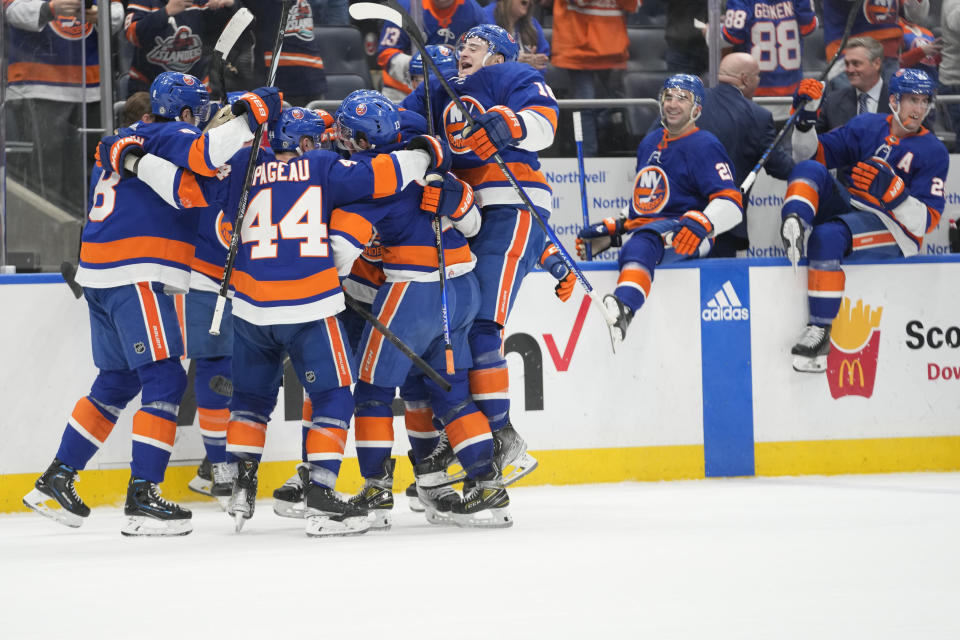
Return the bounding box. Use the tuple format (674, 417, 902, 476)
(2, 473, 959, 639)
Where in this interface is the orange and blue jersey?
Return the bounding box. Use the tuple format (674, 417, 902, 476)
(722, 0, 818, 97)
(899, 18, 940, 84)
(248, 0, 327, 98)
(401, 61, 558, 216)
(822, 0, 903, 60)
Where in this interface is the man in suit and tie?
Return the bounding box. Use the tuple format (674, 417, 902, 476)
(817, 37, 890, 133)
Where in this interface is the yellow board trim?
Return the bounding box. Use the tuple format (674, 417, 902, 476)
(755, 436, 960, 476)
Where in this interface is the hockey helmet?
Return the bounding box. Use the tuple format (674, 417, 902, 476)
(269, 107, 326, 153)
(660, 74, 705, 107)
(457, 24, 519, 64)
(334, 90, 402, 151)
(889, 68, 936, 100)
(150, 71, 212, 123)
(410, 45, 459, 79)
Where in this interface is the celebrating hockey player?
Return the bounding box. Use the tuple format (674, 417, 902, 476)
(401, 23, 565, 487)
(780, 68, 947, 372)
(22, 72, 281, 536)
(576, 74, 744, 342)
(131, 105, 448, 536)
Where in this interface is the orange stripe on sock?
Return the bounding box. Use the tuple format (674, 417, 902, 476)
(136, 282, 169, 361)
(445, 412, 492, 449)
(468, 367, 509, 396)
(808, 268, 846, 293)
(132, 411, 176, 447)
(71, 397, 116, 443)
(198, 407, 229, 434)
(227, 419, 267, 449)
(306, 426, 347, 455)
(404, 407, 434, 433)
(618, 265, 652, 297)
(785, 181, 820, 210)
(355, 416, 394, 441)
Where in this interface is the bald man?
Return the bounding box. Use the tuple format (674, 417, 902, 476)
(696, 52, 795, 256)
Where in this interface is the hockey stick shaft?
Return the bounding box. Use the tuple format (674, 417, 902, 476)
(345, 296, 452, 392)
(210, 0, 293, 336)
(739, 0, 867, 193)
(572, 111, 591, 260)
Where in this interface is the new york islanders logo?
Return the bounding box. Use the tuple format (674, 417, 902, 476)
(443, 97, 486, 155)
(50, 15, 94, 40)
(215, 212, 233, 249)
(826, 297, 883, 399)
(355, 103, 367, 116)
(632, 166, 670, 215)
(863, 0, 897, 25)
(291, 108, 305, 120)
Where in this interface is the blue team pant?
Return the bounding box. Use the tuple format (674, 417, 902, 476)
(184, 290, 233, 462)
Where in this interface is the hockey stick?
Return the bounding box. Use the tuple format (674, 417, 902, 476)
(214, 7, 255, 102)
(739, 0, 867, 193)
(345, 295, 452, 392)
(210, 0, 292, 336)
(349, 1, 619, 331)
(572, 111, 592, 260)
(60, 261, 83, 299)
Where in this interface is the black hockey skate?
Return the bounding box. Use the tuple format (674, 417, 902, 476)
(187, 456, 213, 497)
(23, 459, 90, 528)
(452, 465, 513, 529)
(273, 463, 308, 519)
(210, 461, 236, 511)
(791, 324, 831, 373)
(414, 445, 462, 526)
(412, 431, 465, 489)
(228, 459, 258, 532)
(304, 484, 371, 537)
(122, 477, 192, 537)
(494, 423, 538, 486)
(348, 458, 395, 530)
(405, 450, 424, 513)
(603, 294, 634, 347)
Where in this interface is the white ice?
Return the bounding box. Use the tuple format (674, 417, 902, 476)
(2, 474, 959, 639)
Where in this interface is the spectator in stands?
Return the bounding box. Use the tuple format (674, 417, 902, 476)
(4, 0, 124, 216)
(551, 0, 640, 156)
(123, 0, 236, 96)
(817, 37, 891, 132)
(483, 0, 550, 75)
(821, 0, 928, 84)
(120, 91, 153, 128)
(940, 0, 960, 141)
(697, 52, 795, 257)
(899, 16, 942, 83)
(377, 0, 485, 102)
(664, 0, 707, 76)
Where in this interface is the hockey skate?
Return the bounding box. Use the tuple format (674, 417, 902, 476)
(603, 294, 634, 348)
(792, 324, 831, 373)
(494, 423, 538, 486)
(304, 484, 371, 537)
(272, 463, 308, 519)
(121, 477, 192, 537)
(187, 457, 213, 497)
(780, 214, 805, 274)
(452, 465, 513, 529)
(23, 459, 90, 528)
(414, 454, 461, 526)
(348, 458, 395, 530)
(228, 459, 258, 532)
(210, 461, 236, 511)
(405, 451, 425, 512)
(410, 431, 464, 489)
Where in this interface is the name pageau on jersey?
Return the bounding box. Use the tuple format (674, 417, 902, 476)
(401, 61, 559, 217)
(722, 0, 818, 97)
(813, 112, 948, 254)
(629, 127, 743, 225)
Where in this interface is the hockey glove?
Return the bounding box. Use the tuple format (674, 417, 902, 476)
(421, 173, 476, 220)
(791, 78, 824, 132)
(464, 105, 526, 160)
(314, 108, 336, 143)
(231, 87, 282, 131)
(671, 210, 713, 256)
(97, 133, 145, 179)
(407, 134, 451, 176)
(575, 216, 626, 260)
(540, 242, 576, 302)
(848, 157, 910, 211)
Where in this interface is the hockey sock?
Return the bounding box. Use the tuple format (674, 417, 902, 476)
(400, 373, 439, 462)
(301, 395, 312, 462)
(426, 370, 494, 478)
(305, 386, 354, 489)
(195, 357, 231, 464)
(468, 319, 510, 432)
(353, 381, 396, 478)
(56, 369, 140, 470)
(613, 260, 652, 314)
(782, 160, 833, 226)
(226, 391, 276, 464)
(131, 359, 187, 483)
(807, 221, 851, 325)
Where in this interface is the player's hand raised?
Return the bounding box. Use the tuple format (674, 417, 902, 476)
(231, 87, 282, 131)
(407, 134, 451, 177)
(792, 78, 824, 132)
(97, 133, 146, 179)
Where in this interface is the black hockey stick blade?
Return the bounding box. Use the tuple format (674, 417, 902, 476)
(60, 261, 83, 299)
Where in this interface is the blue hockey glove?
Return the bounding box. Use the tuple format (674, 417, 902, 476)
(421, 173, 475, 220)
(671, 210, 713, 256)
(97, 133, 145, 179)
(791, 78, 823, 132)
(849, 157, 910, 211)
(575, 216, 626, 260)
(540, 242, 576, 302)
(407, 134, 451, 176)
(464, 105, 526, 160)
(231, 87, 282, 131)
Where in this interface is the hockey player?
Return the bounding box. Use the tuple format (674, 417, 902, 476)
(780, 69, 947, 372)
(408, 44, 460, 91)
(576, 74, 744, 342)
(377, 0, 485, 101)
(131, 106, 450, 536)
(401, 23, 567, 486)
(21, 72, 281, 536)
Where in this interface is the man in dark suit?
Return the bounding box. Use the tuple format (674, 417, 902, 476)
(817, 37, 890, 133)
(697, 52, 795, 256)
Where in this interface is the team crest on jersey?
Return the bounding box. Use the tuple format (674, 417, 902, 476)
(863, 0, 897, 24)
(147, 27, 203, 73)
(443, 96, 486, 154)
(285, 0, 315, 41)
(215, 212, 233, 249)
(436, 27, 456, 44)
(633, 166, 670, 214)
(50, 15, 94, 41)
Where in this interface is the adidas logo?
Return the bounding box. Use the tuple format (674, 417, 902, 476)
(702, 280, 750, 321)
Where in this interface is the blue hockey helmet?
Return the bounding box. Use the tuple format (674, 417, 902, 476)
(889, 68, 936, 99)
(457, 24, 519, 64)
(660, 74, 705, 107)
(269, 107, 326, 153)
(410, 45, 459, 79)
(150, 71, 212, 123)
(334, 90, 402, 151)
